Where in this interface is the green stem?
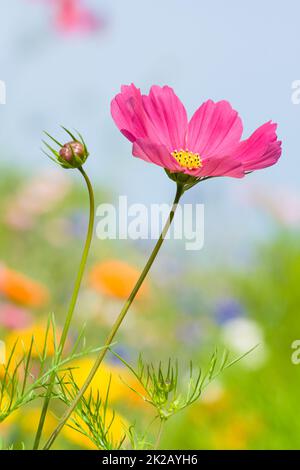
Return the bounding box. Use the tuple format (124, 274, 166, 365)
(33, 167, 95, 450)
(43, 182, 185, 450)
(155, 419, 165, 450)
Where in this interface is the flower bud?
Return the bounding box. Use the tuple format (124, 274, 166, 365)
(59, 141, 85, 163)
(43, 128, 89, 169)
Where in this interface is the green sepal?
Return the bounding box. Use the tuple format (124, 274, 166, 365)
(165, 169, 201, 190)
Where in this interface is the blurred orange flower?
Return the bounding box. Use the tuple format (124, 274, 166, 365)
(89, 259, 148, 300)
(0, 265, 49, 307)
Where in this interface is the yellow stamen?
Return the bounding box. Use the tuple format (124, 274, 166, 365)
(171, 149, 202, 170)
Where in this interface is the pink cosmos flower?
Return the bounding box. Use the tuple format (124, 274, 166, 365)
(27, 0, 102, 35)
(54, 0, 101, 35)
(111, 84, 281, 179)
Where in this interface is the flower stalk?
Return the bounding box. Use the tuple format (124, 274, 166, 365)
(43, 181, 185, 450)
(33, 167, 95, 449)
(155, 418, 165, 450)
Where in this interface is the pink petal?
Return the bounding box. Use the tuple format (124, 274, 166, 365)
(142, 85, 188, 151)
(111, 84, 148, 143)
(244, 140, 282, 171)
(132, 138, 180, 171)
(232, 121, 282, 171)
(187, 100, 243, 158)
(193, 156, 245, 179)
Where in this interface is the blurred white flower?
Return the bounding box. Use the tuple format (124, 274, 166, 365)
(222, 318, 268, 369)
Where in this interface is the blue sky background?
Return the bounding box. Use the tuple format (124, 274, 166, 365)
(0, 0, 299, 265)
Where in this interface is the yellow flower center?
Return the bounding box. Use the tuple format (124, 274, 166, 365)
(171, 149, 202, 170)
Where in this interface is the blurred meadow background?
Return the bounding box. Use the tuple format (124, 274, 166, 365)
(0, 0, 300, 449)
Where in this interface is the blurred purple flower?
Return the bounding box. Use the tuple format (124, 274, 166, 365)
(215, 298, 245, 325)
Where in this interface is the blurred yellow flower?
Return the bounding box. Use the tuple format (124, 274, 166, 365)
(5, 324, 58, 360)
(89, 259, 149, 300)
(63, 409, 127, 449)
(0, 407, 20, 437)
(67, 358, 126, 401)
(18, 407, 57, 437)
(65, 358, 146, 406)
(0, 265, 49, 307)
(212, 414, 262, 450)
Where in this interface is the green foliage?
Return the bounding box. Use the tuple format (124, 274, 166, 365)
(0, 316, 107, 424)
(48, 350, 252, 450)
(110, 349, 253, 421)
(56, 373, 127, 450)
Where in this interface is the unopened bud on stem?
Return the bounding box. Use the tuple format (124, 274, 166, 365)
(43, 127, 89, 169)
(59, 141, 85, 162)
